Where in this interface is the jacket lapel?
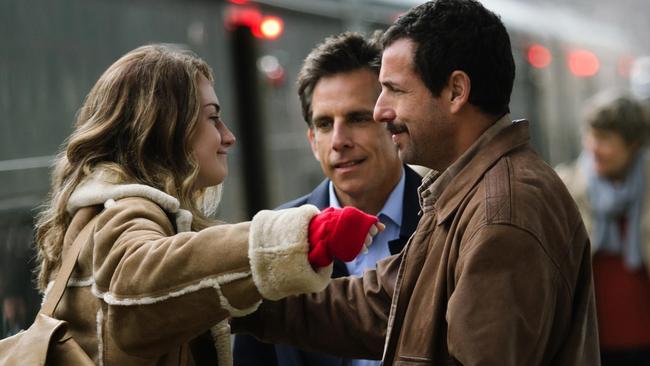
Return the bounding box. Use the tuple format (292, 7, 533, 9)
(307, 180, 351, 278)
(388, 166, 423, 255)
(305, 180, 330, 210)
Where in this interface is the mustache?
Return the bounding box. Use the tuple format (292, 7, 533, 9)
(386, 122, 408, 134)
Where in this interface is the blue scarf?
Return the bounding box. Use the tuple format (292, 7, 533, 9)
(581, 151, 645, 269)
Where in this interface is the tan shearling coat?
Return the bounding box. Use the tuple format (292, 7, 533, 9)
(46, 170, 332, 365)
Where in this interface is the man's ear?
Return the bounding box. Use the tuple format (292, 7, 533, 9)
(307, 128, 320, 161)
(448, 70, 471, 114)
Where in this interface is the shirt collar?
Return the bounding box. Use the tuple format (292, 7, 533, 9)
(328, 166, 405, 226)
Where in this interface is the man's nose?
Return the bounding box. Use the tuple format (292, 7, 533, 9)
(331, 121, 353, 150)
(373, 92, 396, 123)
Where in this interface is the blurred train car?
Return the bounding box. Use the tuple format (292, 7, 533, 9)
(236, 0, 638, 215)
(0, 0, 638, 336)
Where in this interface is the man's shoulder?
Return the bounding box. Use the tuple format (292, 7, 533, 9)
(275, 179, 329, 210)
(475, 148, 579, 225)
(462, 151, 591, 294)
(276, 195, 310, 210)
(465, 149, 586, 261)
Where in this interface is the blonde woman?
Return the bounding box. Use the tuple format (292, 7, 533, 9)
(34, 44, 380, 366)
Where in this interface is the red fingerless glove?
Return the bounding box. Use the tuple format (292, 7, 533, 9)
(307, 207, 378, 268)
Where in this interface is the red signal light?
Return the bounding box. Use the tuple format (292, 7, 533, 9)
(225, 6, 263, 37)
(568, 49, 600, 77)
(224, 6, 284, 40)
(260, 16, 284, 40)
(527, 44, 552, 69)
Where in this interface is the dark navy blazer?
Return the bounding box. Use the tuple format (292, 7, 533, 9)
(233, 166, 422, 366)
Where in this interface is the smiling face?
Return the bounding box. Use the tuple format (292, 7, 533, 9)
(192, 75, 236, 189)
(373, 38, 457, 171)
(308, 68, 402, 204)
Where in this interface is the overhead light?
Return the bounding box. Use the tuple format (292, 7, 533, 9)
(527, 44, 552, 69)
(568, 49, 600, 77)
(260, 16, 284, 40)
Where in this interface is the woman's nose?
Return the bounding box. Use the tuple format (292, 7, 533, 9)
(222, 123, 236, 147)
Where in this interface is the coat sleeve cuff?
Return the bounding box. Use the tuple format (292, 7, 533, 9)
(249, 205, 333, 300)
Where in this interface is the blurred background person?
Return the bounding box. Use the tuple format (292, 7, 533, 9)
(233, 31, 421, 366)
(557, 91, 650, 366)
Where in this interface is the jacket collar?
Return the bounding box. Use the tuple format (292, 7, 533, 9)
(67, 168, 193, 232)
(305, 179, 331, 210)
(425, 119, 531, 225)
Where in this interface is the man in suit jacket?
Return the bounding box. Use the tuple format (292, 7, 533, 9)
(233, 31, 422, 366)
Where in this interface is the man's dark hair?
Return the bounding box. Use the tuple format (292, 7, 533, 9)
(382, 0, 515, 116)
(584, 91, 649, 145)
(297, 31, 381, 126)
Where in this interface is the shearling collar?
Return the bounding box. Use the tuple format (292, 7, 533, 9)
(67, 168, 193, 232)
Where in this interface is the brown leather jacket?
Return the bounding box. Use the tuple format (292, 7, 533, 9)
(47, 169, 332, 366)
(233, 119, 600, 366)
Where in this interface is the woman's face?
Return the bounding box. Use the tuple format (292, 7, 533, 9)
(192, 75, 236, 188)
(584, 127, 637, 180)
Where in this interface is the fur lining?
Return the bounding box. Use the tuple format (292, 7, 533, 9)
(91, 272, 259, 317)
(211, 321, 232, 366)
(96, 308, 104, 366)
(68, 277, 94, 287)
(175, 209, 193, 233)
(215, 285, 262, 317)
(66, 168, 195, 231)
(68, 175, 180, 214)
(248, 205, 332, 300)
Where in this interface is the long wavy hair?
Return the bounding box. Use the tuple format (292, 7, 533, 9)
(35, 44, 220, 289)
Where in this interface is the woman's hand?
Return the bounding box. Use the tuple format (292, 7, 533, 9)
(307, 207, 384, 268)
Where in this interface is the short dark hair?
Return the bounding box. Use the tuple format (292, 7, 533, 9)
(382, 0, 515, 116)
(584, 91, 649, 145)
(297, 31, 381, 126)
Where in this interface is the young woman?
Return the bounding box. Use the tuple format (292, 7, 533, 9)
(34, 44, 379, 366)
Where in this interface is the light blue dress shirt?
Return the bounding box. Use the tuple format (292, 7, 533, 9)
(327, 168, 405, 366)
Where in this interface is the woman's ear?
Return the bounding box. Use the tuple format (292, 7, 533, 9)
(448, 70, 471, 114)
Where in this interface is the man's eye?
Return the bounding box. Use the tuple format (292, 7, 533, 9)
(383, 85, 403, 95)
(351, 115, 372, 123)
(314, 120, 332, 129)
